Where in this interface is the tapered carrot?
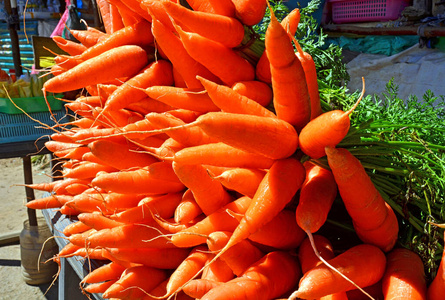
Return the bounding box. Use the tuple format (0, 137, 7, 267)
(81, 261, 127, 284)
(148, 12, 220, 90)
(110, 192, 183, 223)
(108, 3, 124, 31)
(103, 59, 174, 112)
(173, 22, 255, 86)
(88, 139, 158, 170)
(52, 36, 87, 56)
(197, 76, 276, 118)
(209, 167, 266, 198)
(298, 235, 335, 274)
(62, 161, 118, 180)
(248, 209, 306, 250)
(231, 0, 267, 26)
(231, 80, 273, 107)
(174, 189, 203, 225)
(77, 212, 124, 230)
(65, 193, 114, 214)
(104, 247, 191, 269)
(91, 165, 185, 194)
(43, 45, 149, 94)
(207, 231, 264, 276)
(171, 196, 252, 248)
(184, 0, 236, 17)
(382, 247, 427, 300)
(109, 0, 143, 27)
(172, 162, 233, 216)
(162, 0, 245, 48)
(156, 112, 298, 160)
(103, 193, 147, 210)
(126, 96, 175, 115)
(265, 2, 310, 131)
(174, 142, 275, 170)
(299, 82, 364, 159)
(69, 28, 108, 48)
(202, 251, 301, 300)
(296, 161, 337, 234)
(58, 242, 82, 258)
(201, 254, 235, 283)
(96, 0, 112, 33)
(182, 279, 222, 299)
(102, 265, 168, 299)
(83, 280, 117, 294)
(63, 220, 91, 237)
(289, 244, 386, 299)
(428, 233, 445, 299)
(25, 194, 73, 209)
(325, 146, 399, 252)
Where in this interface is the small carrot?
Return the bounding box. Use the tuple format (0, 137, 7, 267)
(25, 194, 73, 209)
(298, 234, 335, 274)
(201, 254, 235, 283)
(96, 0, 112, 33)
(183, 0, 236, 17)
(62, 161, 118, 180)
(77, 212, 124, 230)
(174, 189, 203, 225)
(52, 36, 87, 56)
(299, 80, 364, 159)
(162, 0, 245, 48)
(289, 244, 386, 299)
(63, 220, 92, 237)
(325, 146, 399, 252)
(81, 261, 127, 284)
(103, 193, 147, 210)
(182, 279, 222, 299)
(83, 280, 117, 294)
(231, 0, 267, 26)
(69, 27, 108, 48)
(208, 167, 266, 198)
(382, 247, 427, 300)
(231, 80, 273, 107)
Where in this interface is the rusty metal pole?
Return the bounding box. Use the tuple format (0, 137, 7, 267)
(23, 156, 38, 227)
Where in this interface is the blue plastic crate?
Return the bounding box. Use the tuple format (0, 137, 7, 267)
(0, 110, 67, 144)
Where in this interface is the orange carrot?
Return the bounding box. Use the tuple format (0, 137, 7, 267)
(43, 45, 149, 94)
(62, 161, 118, 180)
(77, 212, 124, 230)
(197, 76, 276, 118)
(83, 280, 117, 294)
(104, 247, 191, 269)
(202, 251, 301, 300)
(69, 28, 108, 48)
(298, 235, 335, 274)
(231, 0, 267, 26)
(172, 161, 233, 216)
(162, 0, 245, 48)
(183, 0, 236, 17)
(382, 247, 427, 300)
(201, 254, 235, 283)
(209, 167, 266, 198)
(174, 189, 203, 224)
(126, 96, 175, 115)
(231, 80, 273, 107)
(171, 195, 252, 248)
(289, 244, 386, 299)
(325, 146, 399, 252)
(207, 231, 264, 276)
(173, 142, 275, 169)
(299, 84, 364, 159)
(103, 59, 174, 112)
(81, 261, 126, 284)
(182, 279, 222, 299)
(52, 36, 87, 56)
(265, 3, 310, 131)
(25, 194, 73, 209)
(97, 0, 112, 33)
(103, 193, 147, 210)
(63, 220, 91, 237)
(296, 161, 337, 234)
(102, 265, 168, 299)
(173, 22, 255, 86)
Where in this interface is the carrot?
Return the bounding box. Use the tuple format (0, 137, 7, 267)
(231, 80, 273, 107)
(83, 280, 117, 294)
(299, 81, 364, 159)
(77, 212, 124, 230)
(102, 265, 168, 299)
(71, 128, 125, 145)
(70, 222, 175, 249)
(88, 139, 159, 170)
(197, 76, 276, 118)
(202, 251, 301, 300)
(382, 247, 427, 300)
(58, 242, 82, 257)
(248, 209, 306, 250)
(296, 161, 338, 234)
(126, 97, 175, 115)
(157, 112, 299, 160)
(201, 254, 235, 282)
(52, 36, 87, 56)
(25, 194, 73, 209)
(171, 195, 252, 248)
(325, 146, 399, 252)
(255, 8, 300, 84)
(91, 165, 185, 195)
(289, 244, 386, 299)
(148, 12, 221, 90)
(164, 246, 211, 297)
(173, 21, 255, 86)
(183, 0, 236, 17)
(141, 86, 219, 113)
(103, 59, 174, 112)
(53, 145, 91, 160)
(174, 189, 203, 224)
(62, 220, 91, 237)
(103, 193, 147, 210)
(294, 40, 323, 120)
(428, 232, 445, 300)
(104, 247, 191, 269)
(110, 192, 183, 223)
(69, 28, 108, 48)
(207, 231, 264, 276)
(96, 0, 112, 33)
(172, 162, 233, 216)
(43, 45, 149, 94)
(81, 261, 127, 284)
(62, 161, 118, 180)
(65, 193, 114, 214)
(162, 0, 245, 48)
(183, 279, 223, 299)
(209, 167, 266, 198)
(298, 235, 335, 274)
(108, 2, 125, 31)
(265, 2, 311, 131)
(231, 0, 267, 26)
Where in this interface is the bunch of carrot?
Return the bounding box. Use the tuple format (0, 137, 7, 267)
(23, 0, 443, 299)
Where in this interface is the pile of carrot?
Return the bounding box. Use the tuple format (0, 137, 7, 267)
(24, 0, 444, 299)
